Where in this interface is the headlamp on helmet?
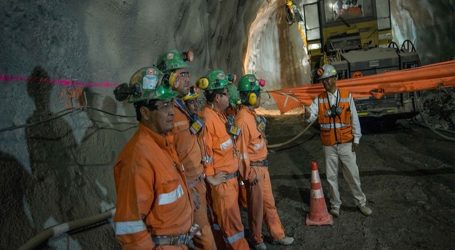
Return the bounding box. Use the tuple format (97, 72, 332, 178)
(113, 66, 176, 103)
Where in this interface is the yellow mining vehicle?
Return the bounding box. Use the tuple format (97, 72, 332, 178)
(301, 0, 421, 124)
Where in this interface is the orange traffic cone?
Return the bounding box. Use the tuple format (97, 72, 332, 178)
(306, 161, 333, 226)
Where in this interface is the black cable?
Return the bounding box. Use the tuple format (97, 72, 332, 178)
(0, 106, 136, 134)
(85, 107, 136, 118)
(0, 110, 81, 133)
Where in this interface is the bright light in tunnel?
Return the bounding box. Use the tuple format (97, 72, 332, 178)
(308, 43, 321, 50)
(243, 0, 311, 91)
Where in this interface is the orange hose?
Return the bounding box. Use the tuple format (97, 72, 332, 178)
(270, 60, 455, 113)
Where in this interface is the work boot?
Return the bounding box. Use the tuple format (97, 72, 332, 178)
(329, 207, 340, 217)
(253, 242, 267, 250)
(358, 205, 373, 216)
(276, 236, 294, 245)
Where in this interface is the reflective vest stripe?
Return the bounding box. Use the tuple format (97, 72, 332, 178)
(115, 220, 146, 235)
(174, 120, 187, 128)
(158, 184, 184, 205)
(320, 123, 350, 129)
(225, 231, 245, 244)
(311, 170, 320, 183)
(220, 138, 233, 150)
(253, 142, 264, 150)
(239, 152, 248, 160)
(339, 97, 351, 103)
(318, 97, 350, 104)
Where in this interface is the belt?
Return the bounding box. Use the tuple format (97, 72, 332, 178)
(152, 234, 191, 246)
(224, 171, 239, 180)
(250, 160, 269, 167)
(187, 173, 205, 189)
(152, 224, 200, 247)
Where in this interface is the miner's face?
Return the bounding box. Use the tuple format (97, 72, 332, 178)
(322, 77, 337, 93)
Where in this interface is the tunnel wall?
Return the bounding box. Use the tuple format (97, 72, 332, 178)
(0, 0, 454, 248)
(0, 0, 261, 248)
(244, 0, 455, 90)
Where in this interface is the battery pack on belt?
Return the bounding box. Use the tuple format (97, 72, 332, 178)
(152, 234, 191, 246)
(189, 116, 204, 135)
(152, 224, 200, 246)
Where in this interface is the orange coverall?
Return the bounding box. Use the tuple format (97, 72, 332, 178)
(172, 103, 217, 250)
(114, 124, 193, 250)
(235, 106, 286, 245)
(200, 106, 249, 250)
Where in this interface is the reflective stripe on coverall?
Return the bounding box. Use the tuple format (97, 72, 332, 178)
(114, 124, 193, 249)
(235, 106, 285, 244)
(172, 104, 217, 250)
(201, 106, 249, 250)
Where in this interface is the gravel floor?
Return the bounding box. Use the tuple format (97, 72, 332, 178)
(258, 116, 455, 250)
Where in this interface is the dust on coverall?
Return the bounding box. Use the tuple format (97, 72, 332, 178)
(306, 89, 367, 209)
(172, 102, 217, 250)
(113, 124, 193, 250)
(200, 106, 250, 250)
(235, 106, 286, 244)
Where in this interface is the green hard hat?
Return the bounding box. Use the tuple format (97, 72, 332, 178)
(126, 66, 177, 103)
(156, 49, 189, 73)
(226, 83, 241, 107)
(205, 69, 229, 91)
(238, 74, 260, 92)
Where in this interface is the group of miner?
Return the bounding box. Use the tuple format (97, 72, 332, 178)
(112, 50, 372, 250)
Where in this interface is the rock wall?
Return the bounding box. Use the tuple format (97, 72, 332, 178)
(0, 0, 453, 248)
(391, 0, 455, 64)
(0, 0, 260, 248)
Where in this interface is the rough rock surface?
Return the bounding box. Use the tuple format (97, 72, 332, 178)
(0, 0, 261, 248)
(0, 0, 454, 249)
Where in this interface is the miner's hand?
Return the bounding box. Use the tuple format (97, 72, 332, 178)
(206, 172, 228, 186)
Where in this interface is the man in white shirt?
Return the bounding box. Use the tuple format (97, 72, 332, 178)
(305, 64, 372, 217)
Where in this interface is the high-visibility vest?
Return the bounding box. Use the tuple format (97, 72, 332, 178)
(317, 89, 353, 146)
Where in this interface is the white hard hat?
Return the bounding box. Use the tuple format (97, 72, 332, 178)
(318, 64, 337, 80)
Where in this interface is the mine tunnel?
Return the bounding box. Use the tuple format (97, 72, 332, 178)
(1, 0, 455, 249)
